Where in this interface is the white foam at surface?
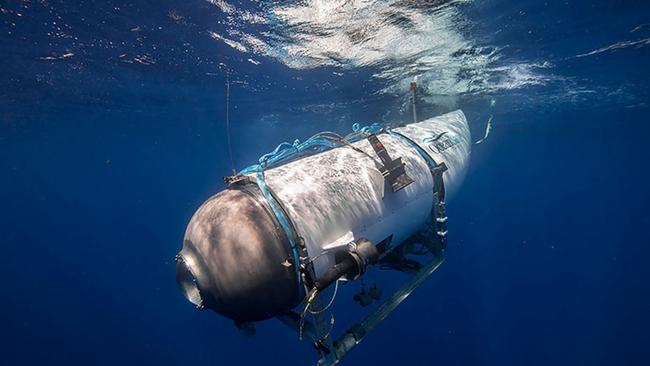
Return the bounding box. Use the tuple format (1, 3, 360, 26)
(205, 0, 552, 97)
(208, 31, 248, 53)
(205, 0, 235, 14)
(574, 38, 650, 58)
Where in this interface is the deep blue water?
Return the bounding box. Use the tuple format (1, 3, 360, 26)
(2, 1, 650, 365)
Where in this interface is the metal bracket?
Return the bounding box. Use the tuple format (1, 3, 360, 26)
(367, 134, 414, 193)
(224, 173, 251, 186)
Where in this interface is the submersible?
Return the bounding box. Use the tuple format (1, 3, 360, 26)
(176, 110, 471, 363)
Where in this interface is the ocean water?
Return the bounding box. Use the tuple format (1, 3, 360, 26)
(2, 1, 649, 365)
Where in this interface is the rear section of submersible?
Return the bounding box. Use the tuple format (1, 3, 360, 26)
(176, 110, 471, 323)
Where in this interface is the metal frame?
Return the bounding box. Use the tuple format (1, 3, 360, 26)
(317, 243, 446, 366)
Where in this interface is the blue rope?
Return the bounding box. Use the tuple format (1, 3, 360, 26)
(352, 122, 382, 134)
(239, 136, 338, 175)
(239, 122, 382, 174)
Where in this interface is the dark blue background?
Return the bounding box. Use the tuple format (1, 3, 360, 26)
(2, 1, 649, 365)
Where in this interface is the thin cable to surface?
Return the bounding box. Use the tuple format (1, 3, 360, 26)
(225, 72, 236, 175)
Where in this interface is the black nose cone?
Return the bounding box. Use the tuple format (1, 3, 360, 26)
(176, 188, 301, 322)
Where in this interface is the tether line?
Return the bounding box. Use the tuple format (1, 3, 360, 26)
(225, 71, 235, 175)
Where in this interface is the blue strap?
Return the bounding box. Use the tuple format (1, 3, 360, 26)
(254, 167, 304, 297)
(388, 130, 448, 240)
(387, 130, 438, 168)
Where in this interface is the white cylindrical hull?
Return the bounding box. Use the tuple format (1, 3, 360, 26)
(258, 110, 471, 276)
